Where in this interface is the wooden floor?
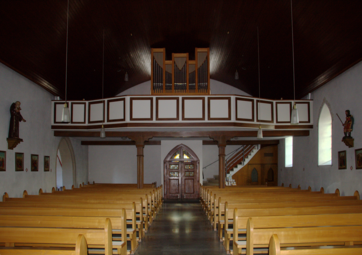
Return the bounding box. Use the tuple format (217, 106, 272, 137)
(134, 203, 227, 255)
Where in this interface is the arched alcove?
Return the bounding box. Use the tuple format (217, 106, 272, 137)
(267, 168, 274, 182)
(251, 168, 258, 183)
(56, 138, 76, 189)
(318, 102, 332, 165)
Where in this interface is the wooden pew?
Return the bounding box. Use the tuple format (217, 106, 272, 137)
(214, 189, 360, 231)
(0, 219, 116, 255)
(223, 200, 362, 253)
(0, 234, 87, 255)
(0, 201, 138, 253)
(233, 213, 362, 255)
(215, 189, 360, 246)
(269, 234, 362, 255)
(243, 224, 362, 255)
(217, 195, 362, 244)
(0, 214, 127, 255)
(13, 193, 150, 235)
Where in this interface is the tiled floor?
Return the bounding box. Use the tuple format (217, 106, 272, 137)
(134, 203, 227, 255)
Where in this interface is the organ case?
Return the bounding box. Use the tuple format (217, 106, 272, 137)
(151, 48, 210, 95)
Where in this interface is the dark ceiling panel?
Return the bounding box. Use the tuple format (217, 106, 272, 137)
(0, 0, 361, 100)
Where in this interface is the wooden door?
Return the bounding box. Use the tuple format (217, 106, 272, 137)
(164, 144, 200, 200)
(165, 162, 181, 199)
(182, 161, 198, 200)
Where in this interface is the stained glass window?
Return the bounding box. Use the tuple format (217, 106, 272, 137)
(170, 165, 179, 169)
(172, 152, 180, 159)
(185, 165, 194, 169)
(170, 171, 179, 177)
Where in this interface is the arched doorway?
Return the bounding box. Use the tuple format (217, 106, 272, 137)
(164, 144, 200, 200)
(56, 138, 76, 189)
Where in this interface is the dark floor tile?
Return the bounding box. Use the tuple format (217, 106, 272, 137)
(134, 203, 227, 255)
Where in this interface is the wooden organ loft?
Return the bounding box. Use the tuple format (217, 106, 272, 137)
(151, 48, 210, 94)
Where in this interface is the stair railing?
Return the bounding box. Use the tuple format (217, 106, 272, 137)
(226, 145, 256, 174)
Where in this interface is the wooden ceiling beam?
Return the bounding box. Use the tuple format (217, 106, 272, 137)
(55, 130, 309, 138)
(81, 140, 280, 146)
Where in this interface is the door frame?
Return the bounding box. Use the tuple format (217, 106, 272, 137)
(163, 144, 200, 200)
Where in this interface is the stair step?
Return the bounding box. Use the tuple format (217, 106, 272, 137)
(203, 182, 219, 186)
(213, 175, 219, 180)
(207, 178, 219, 183)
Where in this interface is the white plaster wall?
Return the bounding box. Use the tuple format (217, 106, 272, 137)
(210, 79, 251, 96)
(117, 81, 151, 96)
(278, 60, 362, 197)
(0, 62, 88, 198)
(144, 145, 161, 185)
(70, 138, 88, 186)
(117, 79, 250, 96)
(88, 145, 161, 185)
(87, 142, 243, 188)
(56, 150, 63, 188)
(203, 145, 243, 181)
(59, 139, 74, 189)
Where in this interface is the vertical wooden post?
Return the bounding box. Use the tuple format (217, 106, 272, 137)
(128, 135, 152, 189)
(137, 144, 144, 189)
(210, 134, 232, 189)
(218, 144, 226, 188)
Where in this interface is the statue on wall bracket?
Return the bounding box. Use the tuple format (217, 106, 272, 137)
(337, 110, 354, 148)
(7, 101, 26, 150)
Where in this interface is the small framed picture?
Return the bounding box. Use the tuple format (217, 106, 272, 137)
(15, 152, 24, 171)
(44, 156, 50, 172)
(31, 154, 39, 172)
(338, 150, 346, 170)
(0, 151, 6, 171)
(355, 148, 362, 170)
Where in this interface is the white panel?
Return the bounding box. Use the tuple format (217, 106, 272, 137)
(297, 103, 309, 122)
(55, 104, 64, 122)
(133, 100, 151, 119)
(158, 100, 177, 119)
(184, 99, 203, 118)
(109, 100, 124, 120)
(258, 102, 272, 121)
(72, 104, 85, 122)
(277, 104, 291, 122)
(210, 99, 229, 118)
(237, 100, 253, 120)
(90, 103, 104, 122)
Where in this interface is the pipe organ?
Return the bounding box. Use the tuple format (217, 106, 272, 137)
(151, 48, 210, 94)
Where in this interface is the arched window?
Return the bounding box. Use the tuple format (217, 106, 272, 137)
(318, 103, 332, 165)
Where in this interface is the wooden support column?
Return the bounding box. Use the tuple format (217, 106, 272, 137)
(210, 135, 232, 189)
(218, 144, 226, 189)
(136, 144, 144, 189)
(128, 134, 153, 189)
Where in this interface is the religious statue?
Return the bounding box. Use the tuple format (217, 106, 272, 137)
(8, 101, 26, 139)
(337, 110, 354, 148)
(342, 110, 354, 138)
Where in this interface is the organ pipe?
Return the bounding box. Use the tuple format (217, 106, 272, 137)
(151, 48, 209, 94)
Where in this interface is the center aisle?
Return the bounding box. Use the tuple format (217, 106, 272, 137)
(134, 203, 227, 255)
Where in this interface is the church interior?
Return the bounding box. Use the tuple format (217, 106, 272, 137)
(1, 0, 362, 254)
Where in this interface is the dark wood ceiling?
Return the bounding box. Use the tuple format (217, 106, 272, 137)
(1, 0, 361, 100)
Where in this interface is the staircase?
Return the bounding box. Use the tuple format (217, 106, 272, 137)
(226, 145, 260, 180)
(202, 145, 260, 186)
(203, 175, 219, 186)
